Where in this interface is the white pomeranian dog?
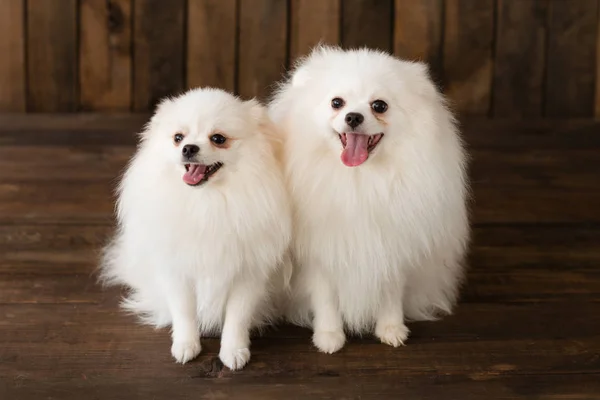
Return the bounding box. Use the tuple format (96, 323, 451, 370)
(269, 46, 470, 353)
(100, 88, 292, 370)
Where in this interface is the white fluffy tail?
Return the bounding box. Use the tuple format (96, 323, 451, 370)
(98, 234, 172, 328)
(403, 259, 465, 321)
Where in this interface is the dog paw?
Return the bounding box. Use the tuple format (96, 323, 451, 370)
(171, 339, 202, 364)
(219, 347, 251, 370)
(313, 330, 346, 354)
(375, 323, 410, 347)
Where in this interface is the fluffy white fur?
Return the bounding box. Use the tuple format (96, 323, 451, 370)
(269, 46, 470, 353)
(100, 88, 292, 369)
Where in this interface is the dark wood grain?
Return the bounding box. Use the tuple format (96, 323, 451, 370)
(2, 224, 599, 304)
(2, 224, 598, 273)
(596, 3, 600, 118)
(80, 0, 132, 111)
(0, 181, 114, 223)
(2, 115, 600, 147)
(394, 0, 443, 85)
(290, 0, 340, 60)
(0, 113, 147, 135)
(1, 118, 599, 225)
(26, 0, 78, 112)
(6, 2, 600, 116)
(2, 306, 599, 373)
(133, 0, 185, 111)
(461, 119, 600, 149)
(2, 302, 600, 344)
(546, 0, 599, 117)
(0, 303, 599, 399)
(443, 0, 494, 115)
(4, 156, 599, 224)
(1, 116, 600, 399)
(473, 189, 600, 224)
(493, 0, 547, 118)
(187, 0, 236, 92)
(2, 375, 599, 400)
(0, 0, 25, 111)
(0, 146, 130, 181)
(341, 0, 393, 51)
(238, 0, 288, 100)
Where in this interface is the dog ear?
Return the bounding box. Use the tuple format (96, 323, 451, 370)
(403, 60, 442, 97)
(244, 98, 268, 122)
(410, 61, 432, 80)
(244, 98, 277, 136)
(291, 65, 310, 88)
(244, 98, 285, 161)
(138, 97, 175, 140)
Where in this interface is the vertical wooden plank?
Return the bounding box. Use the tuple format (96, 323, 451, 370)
(290, 0, 340, 60)
(596, 2, 600, 118)
(133, 0, 185, 111)
(80, 0, 132, 111)
(394, 0, 443, 85)
(342, 0, 392, 51)
(492, 0, 547, 118)
(0, 0, 25, 112)
(546, 0, 598, 117)
(443, 0, 494, 116)
(546, 0, 598, 118)
(187, 0, 236, 93)
(238, 0, 288, 101)
(26, 0, 78, 112)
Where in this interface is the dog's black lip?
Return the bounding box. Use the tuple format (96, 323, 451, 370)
(184, 162, 223, 187)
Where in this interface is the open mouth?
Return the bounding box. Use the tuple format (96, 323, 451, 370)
(183, 162, 223, 186)
(338, 133, 384, 167)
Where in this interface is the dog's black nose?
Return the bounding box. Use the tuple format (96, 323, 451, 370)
(345, 112, 364, 129)
(182, 144, 199, 158)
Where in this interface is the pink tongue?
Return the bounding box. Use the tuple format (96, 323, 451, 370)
(183, 164, 207, 185)
(341, 133, 369, 167)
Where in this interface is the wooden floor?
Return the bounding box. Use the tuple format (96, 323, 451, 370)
(0, 115, 599, 399)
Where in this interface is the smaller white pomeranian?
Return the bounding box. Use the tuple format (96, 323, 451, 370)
(100, 88, 291, 370)
(269, 46, 469, 353)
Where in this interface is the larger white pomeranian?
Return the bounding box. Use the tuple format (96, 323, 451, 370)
(101, 88, 292, 370)
(269, 46, 470, 353)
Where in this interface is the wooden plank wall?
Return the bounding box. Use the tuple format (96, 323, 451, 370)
(0, 0, 599, 117)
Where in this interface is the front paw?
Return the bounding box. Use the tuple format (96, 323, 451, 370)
(171, 339, 202, 364)
(375, 323, 410, 347)
(219, 346, 251, 370)
(313, 330, 346, 354)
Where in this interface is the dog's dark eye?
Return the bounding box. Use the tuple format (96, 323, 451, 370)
(210, 134, 227, 145)
(331, 97, 345, 109)
(371, 100, 388, 114)
(174, 133, 184, 144)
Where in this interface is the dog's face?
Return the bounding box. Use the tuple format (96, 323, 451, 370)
(326, 87, 390, 167)
(143, 88, 265, 186)
(285, 47, 435, 167)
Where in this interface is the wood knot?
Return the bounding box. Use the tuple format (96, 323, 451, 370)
(317, 370, 340, 377)
(107, 1, 125, 33)
(192, 357, 226, 378)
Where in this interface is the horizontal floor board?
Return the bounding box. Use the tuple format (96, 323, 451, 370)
(0, 113, 148, 133)
(2, 373, 599, 400)
(1, 176, 598, 226)
(2, 146, 599, 191)
(2, 267, 599, 305)
(0, 115, 598, 399)
(2, 302, 599, 344)
(3, 225, 599, 268)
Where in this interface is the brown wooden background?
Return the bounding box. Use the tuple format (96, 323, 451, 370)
(0, 0, 599, 117)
